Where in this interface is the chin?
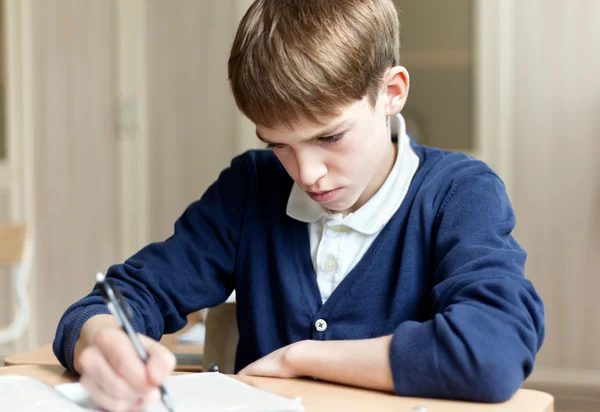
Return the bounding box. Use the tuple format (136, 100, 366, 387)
(324, 198, 358, 214)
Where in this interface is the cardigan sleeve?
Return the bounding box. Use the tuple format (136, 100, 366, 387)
(389, 170, 545, 403)
(53, 152, 252, 372)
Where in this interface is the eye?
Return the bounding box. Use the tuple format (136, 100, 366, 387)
(266, 142, 285, 150)
(318, 133, 345, 145)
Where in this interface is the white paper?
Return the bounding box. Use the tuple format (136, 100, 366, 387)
(0, 375, 88, 412)
(55, 372, 304, 412)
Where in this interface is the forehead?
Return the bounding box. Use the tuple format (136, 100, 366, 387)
(255, 98, 369, 142)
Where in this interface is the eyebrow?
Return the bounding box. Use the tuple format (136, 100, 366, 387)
(255, 120, 350, 144)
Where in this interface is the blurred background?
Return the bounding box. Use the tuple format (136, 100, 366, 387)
(0, 1, 598, 411)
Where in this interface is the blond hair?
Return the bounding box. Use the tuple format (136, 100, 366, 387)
(228, 0, 400, 127)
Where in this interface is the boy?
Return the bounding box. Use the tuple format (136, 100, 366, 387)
(53, 0, 545, 410)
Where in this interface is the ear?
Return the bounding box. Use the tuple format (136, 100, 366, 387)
(382, 66, 410, 116)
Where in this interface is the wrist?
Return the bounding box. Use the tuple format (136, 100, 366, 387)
(286, 340, 315, 377)
(73, 314, 118, 373)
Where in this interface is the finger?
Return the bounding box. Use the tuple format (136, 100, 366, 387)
(94, 327, 154, 394)
(139, 334, 176, 386)
(78, 345, 140, 402)
(131, 388, 161, 411)
(80, 373, 139, 412)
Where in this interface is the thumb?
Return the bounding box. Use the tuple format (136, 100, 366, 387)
(139, 334, 176, 386)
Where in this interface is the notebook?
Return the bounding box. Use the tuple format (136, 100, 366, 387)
(1, 373, 304, 412)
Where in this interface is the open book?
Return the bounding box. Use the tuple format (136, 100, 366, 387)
(1, 373, 304, 411)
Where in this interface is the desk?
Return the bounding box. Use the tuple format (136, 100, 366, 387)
(0, 364, 554, 411)
(3, 323, 204, 372)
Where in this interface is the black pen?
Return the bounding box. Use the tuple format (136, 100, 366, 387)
(95, 272, 177, 412)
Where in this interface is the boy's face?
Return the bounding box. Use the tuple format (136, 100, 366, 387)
(256, 67, 409, 215)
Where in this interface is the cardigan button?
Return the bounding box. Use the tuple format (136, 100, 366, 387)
(314, 319, 328, 332)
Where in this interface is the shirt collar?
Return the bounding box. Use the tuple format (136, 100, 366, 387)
(286, 114, 420, 234)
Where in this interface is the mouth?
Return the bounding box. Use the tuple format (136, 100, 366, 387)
(306, 188, 343, 203)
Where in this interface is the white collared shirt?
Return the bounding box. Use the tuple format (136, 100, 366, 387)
(286, 114, 420, 303)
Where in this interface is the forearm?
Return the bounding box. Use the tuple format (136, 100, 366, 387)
(290, 336, 394, 392)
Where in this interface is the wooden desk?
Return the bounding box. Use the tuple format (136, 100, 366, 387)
(3, 344, 59, 368)
(3, 324, 204, 372)
(0, 364, 554, 411)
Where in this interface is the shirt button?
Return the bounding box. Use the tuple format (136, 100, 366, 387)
(323, 258, 337, 272)
(315, 319, 328, 332)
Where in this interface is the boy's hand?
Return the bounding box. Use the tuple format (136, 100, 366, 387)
(73, 315, 176, 412)
(238, 341, 305, 378)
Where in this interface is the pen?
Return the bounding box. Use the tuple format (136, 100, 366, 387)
(95, 272, 177, 412)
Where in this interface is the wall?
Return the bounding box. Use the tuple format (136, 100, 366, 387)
(145, 0, 239, 241)
(27, 0, 122, 343)
(509, 0, 600, 370)
(0, 189, 11, 331)
(1, 0, 249, 348)
(504, 1, 600, 407)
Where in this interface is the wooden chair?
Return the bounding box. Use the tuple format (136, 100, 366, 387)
(202, 302, 238, 374)
(0, 224, 33, 345)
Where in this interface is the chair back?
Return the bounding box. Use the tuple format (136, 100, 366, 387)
(202, 302, 238, 374)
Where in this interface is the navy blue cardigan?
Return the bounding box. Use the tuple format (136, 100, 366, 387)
(53, 141, 545, 403)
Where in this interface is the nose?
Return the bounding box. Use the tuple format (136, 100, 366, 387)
(295, 149, 327, 188)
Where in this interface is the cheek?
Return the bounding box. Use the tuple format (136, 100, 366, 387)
(342, 136, 377, 171)
(324, 144, 364, 181)
(337, 137, 385, 186)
